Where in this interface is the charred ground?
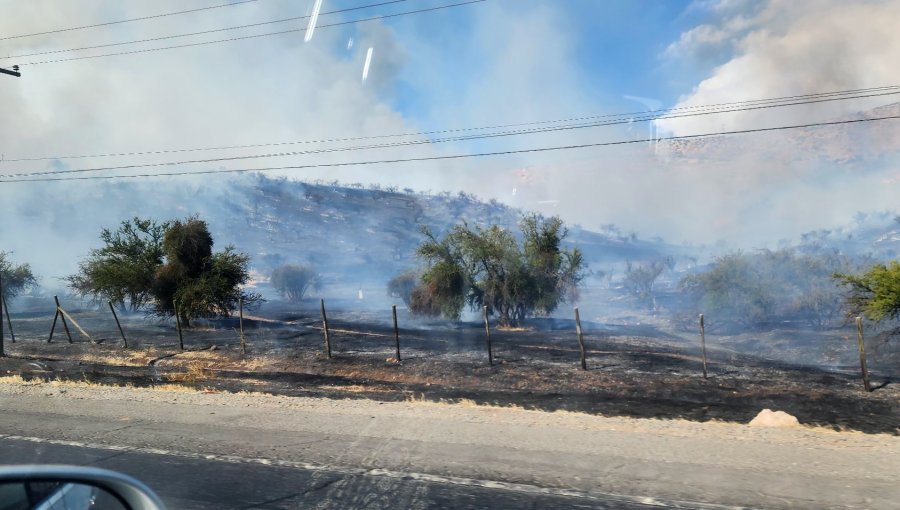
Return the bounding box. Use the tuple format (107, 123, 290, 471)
(1, 300, 897, 435)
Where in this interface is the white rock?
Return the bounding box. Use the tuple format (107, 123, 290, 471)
(748, 409, 800, 428)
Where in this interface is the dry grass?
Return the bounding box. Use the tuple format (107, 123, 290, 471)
(77, 349, 164, 367)
(233, 354, 283, 371)
(318, 384, 371, 393)
(0, 374, 282, 397)
(403, 393, 526, 412)
(0, 374, 206, 394)
(167, 361, 218, 384)
(0, 374, 128, 389)
(496, 325, 534, 332)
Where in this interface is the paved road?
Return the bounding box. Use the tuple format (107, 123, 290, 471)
(1, 382, 897, 509)
(1, 438, 665, 509)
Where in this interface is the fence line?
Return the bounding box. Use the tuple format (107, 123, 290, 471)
(0, 300, 885, 393)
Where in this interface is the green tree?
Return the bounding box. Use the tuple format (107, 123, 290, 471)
(413, 228, 468, 319)
(153, 217, 261, 322)
(411, 215, 586, 325)
(835, 261, 900, 322)
(66, 218, 168, 311)
(0, 252, 37, 301)
(271, 264, 319, 302)
(69, 216, 260, 322)
(387, 270, 418, 307)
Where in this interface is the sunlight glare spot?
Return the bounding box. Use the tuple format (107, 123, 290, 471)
(362, 47, 374, 83)
(304, 0, 324, 42)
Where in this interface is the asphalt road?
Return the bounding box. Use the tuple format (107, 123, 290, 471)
(1, 381, 897, 509)
(0, 438, 659, 509)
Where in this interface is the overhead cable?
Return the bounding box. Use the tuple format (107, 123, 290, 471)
(5, 85, 898, 164)
(13, 0, 486, 66)
(2, 114, 897, 184)
(0, 0, 258, 41)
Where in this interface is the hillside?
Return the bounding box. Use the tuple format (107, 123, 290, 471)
(17, 174, 675, 299)
(215, 175, 676, 296)
(666, 102, 900, 163)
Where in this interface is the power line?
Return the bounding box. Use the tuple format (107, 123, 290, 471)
(2, 114, 897, 184)
(3, 0, 409, 61)
(14, 0, 486, 66)
(3, 89, 898, 179)
(0, 0, 259, 41)
(5, 85, 898, 164)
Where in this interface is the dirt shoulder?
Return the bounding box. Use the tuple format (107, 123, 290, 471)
(1, 378, 898, 509)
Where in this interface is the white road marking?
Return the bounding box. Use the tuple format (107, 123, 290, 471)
(0, 434, 753, 509)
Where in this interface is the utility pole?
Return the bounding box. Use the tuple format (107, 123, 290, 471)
(0, 66, 21, 78)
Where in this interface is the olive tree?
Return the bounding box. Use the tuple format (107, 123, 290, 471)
(410, 215, 586, 325)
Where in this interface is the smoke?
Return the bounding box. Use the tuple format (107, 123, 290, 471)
(646, 0, 900, 246)
(657, 0, 900, 135)
(1, 0, 899, 284)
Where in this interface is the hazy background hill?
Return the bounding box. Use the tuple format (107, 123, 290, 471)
(5, 174, 678, 303)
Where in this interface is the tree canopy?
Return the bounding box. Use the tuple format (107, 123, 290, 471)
(68, 216, 260, 322)
(66, 218, 168, 311)
(271, 264, 319, 302)
(410, 215, 586, 325)
(834, 261, 900, 323)
(0, 252, 37, 302)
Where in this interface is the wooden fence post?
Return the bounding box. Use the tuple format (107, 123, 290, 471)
(699, 313, 708, 379)
(48, 305, 60, 343)
(320, 298, 331, 358)
(239, 297, 246, 355)
(174, 301, 184, 351)
(3, 297, 15, 343)
(58, 308, 94, 343)
(575, 307, 586, 370)
(855, 317, 872, 393)
(392, 304, 401, 362)
(108, 301, 127, 348)
(483, 306, 493, 366)
(55, 296, 73, 343)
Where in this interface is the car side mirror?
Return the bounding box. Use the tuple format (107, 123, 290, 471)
(0, 465, 166, 510)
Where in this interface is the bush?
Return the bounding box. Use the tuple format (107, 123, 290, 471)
(679, 250, 854, 329)
(387, 270, 418, 307)
(271, 264, 319, 302)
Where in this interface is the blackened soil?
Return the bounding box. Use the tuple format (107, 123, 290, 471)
(2, 307, 898, 435)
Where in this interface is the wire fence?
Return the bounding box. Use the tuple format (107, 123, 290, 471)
(0, 293, 882, 394)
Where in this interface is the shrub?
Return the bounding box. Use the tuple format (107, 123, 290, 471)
(271, 264, 319, 302)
